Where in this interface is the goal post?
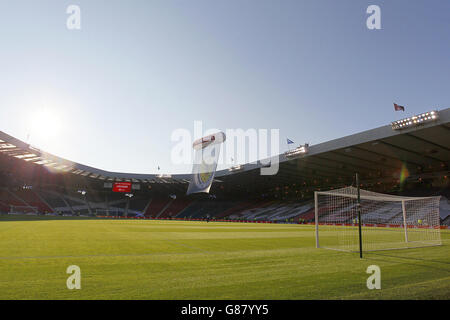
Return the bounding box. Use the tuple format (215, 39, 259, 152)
(401, 200, 408, 243)
(315, 191, 319, 248)
(314, 186, 441, 253)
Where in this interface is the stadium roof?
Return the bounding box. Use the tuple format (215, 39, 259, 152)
(0, 108, 449, 192)
(216, 108, 449, 194)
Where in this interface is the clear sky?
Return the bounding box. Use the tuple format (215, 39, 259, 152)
(0, 0, 449, 174)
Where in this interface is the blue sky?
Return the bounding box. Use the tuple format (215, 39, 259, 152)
(0, 0, 449, 174)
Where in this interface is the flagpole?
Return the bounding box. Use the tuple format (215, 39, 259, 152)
(287, 139, 293, 152)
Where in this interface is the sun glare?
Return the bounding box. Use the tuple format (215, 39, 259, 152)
(29, 107, 62, 145)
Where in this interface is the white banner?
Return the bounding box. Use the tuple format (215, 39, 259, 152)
(187, 132, 225, 195)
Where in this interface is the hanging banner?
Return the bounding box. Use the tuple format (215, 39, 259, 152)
(187, 132, 226, 195)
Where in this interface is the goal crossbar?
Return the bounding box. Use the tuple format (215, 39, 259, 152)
(315, 191, 433, 202)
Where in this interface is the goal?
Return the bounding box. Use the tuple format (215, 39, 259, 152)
(315, 186, 441, 252)
(9, 205, 39, 214)
(95, 208, 120, 217)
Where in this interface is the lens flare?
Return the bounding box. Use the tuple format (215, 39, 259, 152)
(399, 163, 410, 186)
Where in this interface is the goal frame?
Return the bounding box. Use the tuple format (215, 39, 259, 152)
(314, 185, 442, 255)
(95, 208, 120, 217)
(9, 205, 39, 214)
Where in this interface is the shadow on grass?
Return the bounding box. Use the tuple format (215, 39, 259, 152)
(364, 249, 450, 273)
(0, 214, 98, 222)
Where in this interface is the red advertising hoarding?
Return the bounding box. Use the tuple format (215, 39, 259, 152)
(112, 182, 132, 192)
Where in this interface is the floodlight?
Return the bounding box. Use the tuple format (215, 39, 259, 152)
(391, 110, 439, 130)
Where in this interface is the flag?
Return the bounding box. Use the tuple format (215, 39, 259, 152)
(394, 103, 405, 111)
(287, 138, 294, 145)
(187, 132, 226, 195)
(157, 166, 160, 170)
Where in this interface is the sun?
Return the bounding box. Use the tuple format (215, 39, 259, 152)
(29, 107, 63, 146)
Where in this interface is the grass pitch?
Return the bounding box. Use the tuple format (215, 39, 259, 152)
(0, 215, 449, 300)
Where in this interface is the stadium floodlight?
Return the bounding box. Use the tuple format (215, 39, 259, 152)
(284, 143, 309, 158)
(125, 193, 133, 198)
(77, 190, 87, 195)
(391, 110, 439, 130)
(157, 174, 172, 178)
(229, 164, 243, 172)
(314, 184, 441, 254)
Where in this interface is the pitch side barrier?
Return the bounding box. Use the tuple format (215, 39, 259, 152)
(96, 216, 284, 224)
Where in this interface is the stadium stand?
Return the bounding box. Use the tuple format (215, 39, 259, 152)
(214, 200, 258, 219)
(128, 197, 150, 213)
(38, 190, 72, 213)
(439, 196, 450, 220)
(144, 198, 171, 217)
(0, 108, 448, 223)
(443, 215, 450, 226)
(0, 189, 22, 209)
(159, 198, 192, 218)
(227, 201, 274, 219)
(176, 199, 238, 219)
(12, 189, 53, 213)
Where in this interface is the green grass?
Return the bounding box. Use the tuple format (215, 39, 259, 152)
(0, 215, 449, 300)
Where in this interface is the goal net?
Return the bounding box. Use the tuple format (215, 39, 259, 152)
(315, 187, 441, 252)
(95, 208, 119, 217)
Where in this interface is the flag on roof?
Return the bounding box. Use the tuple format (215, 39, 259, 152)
(394, 103, 405, 111)
(287, 138, 294, 145)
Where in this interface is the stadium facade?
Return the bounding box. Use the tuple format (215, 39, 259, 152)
(0, 108, 449, 224)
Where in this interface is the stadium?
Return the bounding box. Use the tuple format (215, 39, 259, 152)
(1, 1, 450, 305)
(0, 108, 449, 300)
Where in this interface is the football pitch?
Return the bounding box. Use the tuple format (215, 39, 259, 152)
(0, 215, 449, 300)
